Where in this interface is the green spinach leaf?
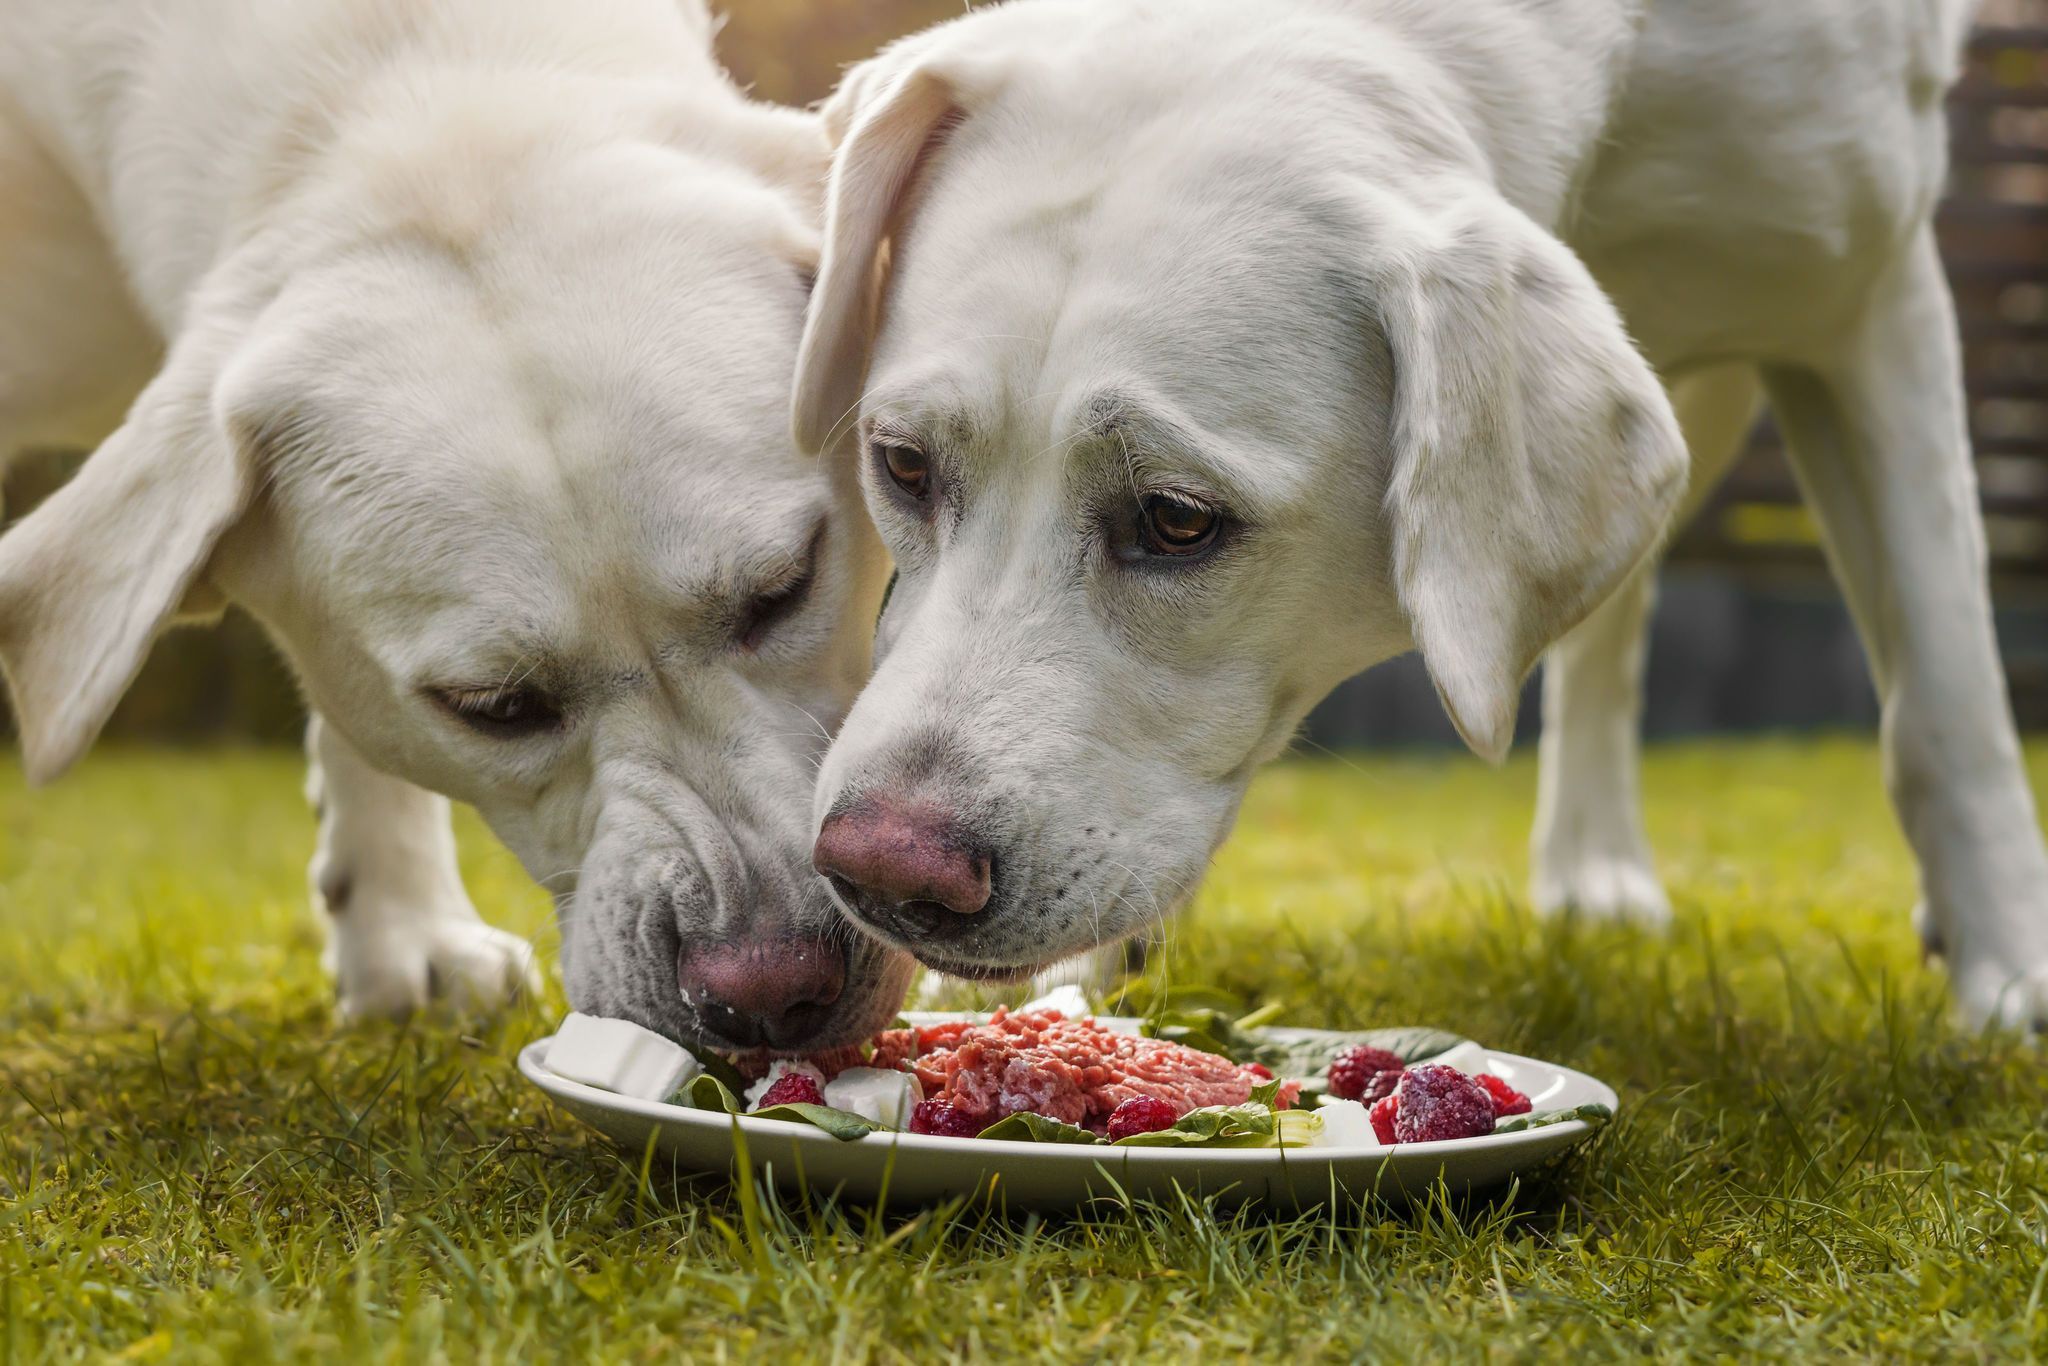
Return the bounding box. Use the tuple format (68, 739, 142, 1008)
(1493, 1103, 1614, 1134)
(748, 1103, 883, 1140)
(974, 1113, 1103, 1145)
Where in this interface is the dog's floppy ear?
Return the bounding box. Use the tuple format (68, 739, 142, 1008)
(796, 33, 1022, 456)
(0, 331, 253, 784)
(1370, 187, 1687, 762)
(793, 58, 967, 456)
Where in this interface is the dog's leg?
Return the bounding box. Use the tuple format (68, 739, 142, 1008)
(1763, 231, 2048, 1029)
(306, 715, 540, 1019)
(1532, 363, 1762, 921)
(0, 95, 159, 461)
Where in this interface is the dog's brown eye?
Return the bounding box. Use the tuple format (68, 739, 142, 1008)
(1140, 495, 1220, 556)
(878, 444, 931, 500)
(436, 686, 562, 737)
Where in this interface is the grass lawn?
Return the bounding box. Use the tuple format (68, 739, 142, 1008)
(3, 739, 2047, 1361)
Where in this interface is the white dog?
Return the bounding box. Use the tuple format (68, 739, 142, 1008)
(798, 0, 2048, 1027)
(0, 0, 914, 1049)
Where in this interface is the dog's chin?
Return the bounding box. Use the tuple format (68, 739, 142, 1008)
(826, 886, 1147, 988)
(909, 951, 1048, 984)
(831, 910, 1054, 984)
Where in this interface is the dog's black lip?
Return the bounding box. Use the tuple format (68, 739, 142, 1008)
(837, 906, 1052, 983)
(678, 1008, 877, 1057)
(818, 876, 1054, 984)
(906, 950, 1050, 984)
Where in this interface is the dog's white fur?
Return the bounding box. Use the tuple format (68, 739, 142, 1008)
(0, 0, 912, 1041)
(798, 0, 2048, 1026)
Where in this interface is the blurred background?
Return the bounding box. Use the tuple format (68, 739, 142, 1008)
(4, 0, 2046, 752)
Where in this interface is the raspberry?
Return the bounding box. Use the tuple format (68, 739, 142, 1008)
(1326, 1046, 1406, 1100)
(907, 1100, 986, 1138)
(1243, 1062, 1274, 1080)
(755, 1073, 824, 1109)
(1391, 1064, 1497, 1143)
(1475, 1072, 1531, 1117)
(1369, 1094, 1399, 1144)
(1360, 1068, 1406, 1105)
(1106, 1096, 1180, 1140)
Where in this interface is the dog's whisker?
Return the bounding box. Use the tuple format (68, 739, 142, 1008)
(789, 704, 836, 743)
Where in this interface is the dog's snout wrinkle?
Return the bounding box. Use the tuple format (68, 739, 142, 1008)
(619, 778, 756, 927)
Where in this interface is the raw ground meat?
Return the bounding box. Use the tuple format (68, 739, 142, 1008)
(862, 1007, 1298, 1134)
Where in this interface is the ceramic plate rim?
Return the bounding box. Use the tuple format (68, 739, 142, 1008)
(517, 1015, 1619, 1169)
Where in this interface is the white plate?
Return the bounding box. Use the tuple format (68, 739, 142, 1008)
(518, 1015, 1618, 1211)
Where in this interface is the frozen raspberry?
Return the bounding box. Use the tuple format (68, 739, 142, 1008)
(1243, 1062, 1274, 1080)
(1106, 1096, 1180, 1140)
(1360, 1068, 1406, 1106)
(1391, 1064, 1496, 1143)
(1475, 1072, 1531, 1117)
(1369, 1094, 1399, 1144)
(755, 1073, 824, 1109)
(908, 1100, 986, 1138)
(1326, 1046, 1407, 1100)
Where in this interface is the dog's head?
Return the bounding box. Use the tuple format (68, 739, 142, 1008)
(0, 79, 913, 1050)
(795, 4, 1687, 980)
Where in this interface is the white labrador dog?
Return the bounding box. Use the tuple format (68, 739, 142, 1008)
(799, 0, 2048, 1027)
(0, 0, 914, 1050)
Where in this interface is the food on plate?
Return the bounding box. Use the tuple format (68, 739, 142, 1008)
(1417, 1040, 1492, 1077)
(1342, 1058, 1536, 1144)
(1381, 1064, 1498, 1143)
(1106, 1096, 1182, 1141)
(1476, 1072, 1533, 1117)
(546, 1012, 702, 1101)
(540, 998, 1604, 1151)
(1325, 1045, 1406, 1100)
(1315, 1098, 1383, 1148)
(823, 1067, 923, 1128)
(906, 1099, 984, 1138)
(1359, 1068, 1405, 1105)
(1369, 1094, 1398, 1144)
(750, 1064, 826, 1110)
(866, 1007, 1299, 1135)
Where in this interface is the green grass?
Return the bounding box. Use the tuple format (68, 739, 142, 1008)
(4, 739, 2047, 1361)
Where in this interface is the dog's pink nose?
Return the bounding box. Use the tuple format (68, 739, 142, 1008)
(814, 796, 992, 917)
(677, 939, 845, 1049)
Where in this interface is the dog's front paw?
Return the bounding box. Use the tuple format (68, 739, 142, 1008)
(327, 913, 540, 1022)
(1530, 853, 1672, 925)
(1946, 952, 2048, 1034)
(1911, 901, 1944, 961)
(1917, 886, 2048, 1032)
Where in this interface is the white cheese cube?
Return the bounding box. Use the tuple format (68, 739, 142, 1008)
(546, 1013, 702, 1101)
(1315, 1098, 1384, 1149)
(1018, 983, 1093, 1018)
(823, 1067, 925, 1129)
(1416, 1040, 1491, 1077)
